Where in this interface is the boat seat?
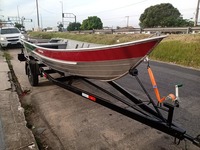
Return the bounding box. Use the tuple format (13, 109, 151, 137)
(36, 43, 67, 49)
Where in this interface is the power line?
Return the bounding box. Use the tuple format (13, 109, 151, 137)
(180, 8, 196, 11)
(39, 5, 59, 15)
(78, 0, 148, 16)
(102, 14, 140, 23)
(25, 7, 37, 16)
(103, 16, 124, 21)
(97, 0, 148, 13)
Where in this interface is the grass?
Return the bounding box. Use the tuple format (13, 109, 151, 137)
(151, 35, 200, 69)
(29, 31, 150, 44)
(29, 32, 200, 69)
(3, 51, 13, 60)
(23, 104, 35, 117)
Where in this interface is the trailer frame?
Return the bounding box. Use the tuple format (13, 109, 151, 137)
(18, 49, 200, 148)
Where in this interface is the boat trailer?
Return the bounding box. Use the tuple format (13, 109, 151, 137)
(18, 51, 200, 148)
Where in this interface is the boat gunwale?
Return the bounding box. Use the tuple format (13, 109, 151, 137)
(20, 35, 167, 52)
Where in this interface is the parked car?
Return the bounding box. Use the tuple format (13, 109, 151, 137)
(0, 27, 25, 48)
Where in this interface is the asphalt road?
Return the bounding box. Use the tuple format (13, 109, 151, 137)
(7, 47, 200, 150)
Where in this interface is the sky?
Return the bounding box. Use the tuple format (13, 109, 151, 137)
(0, 0, 198, 30)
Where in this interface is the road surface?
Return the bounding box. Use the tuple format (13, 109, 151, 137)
(7, 47, 200, 150)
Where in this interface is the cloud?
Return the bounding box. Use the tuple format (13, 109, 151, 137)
(1, 0, 196, 29)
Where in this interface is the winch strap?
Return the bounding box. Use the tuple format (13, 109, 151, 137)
(147, 67, 165, 103)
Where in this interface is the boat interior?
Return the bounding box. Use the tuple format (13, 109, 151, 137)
(33, 38, 103, 49)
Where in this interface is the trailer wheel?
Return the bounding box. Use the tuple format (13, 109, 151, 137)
(27, 60, 39, 86)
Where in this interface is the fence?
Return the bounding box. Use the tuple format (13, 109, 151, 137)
(67, 27, 200, 34)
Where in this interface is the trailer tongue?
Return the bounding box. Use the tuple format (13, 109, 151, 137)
(41, 66, 200, 148)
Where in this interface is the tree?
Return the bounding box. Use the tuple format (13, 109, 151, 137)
(81, 16, 103, 30)
(174, 18, 194, 27)
(67, 22, 81, 31)
(14, 22, 24, 30)
(57, 22, 63, 32)
(139, 3, 193, 28)
(0, 19, 2, 27)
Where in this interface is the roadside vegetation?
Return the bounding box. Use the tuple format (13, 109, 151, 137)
(29, 31, 150, 44)
(3, 51, 13, 60)
(151, 34, 200, 69)
(28, 32, 200, 69)
(139, 3, 193, 28)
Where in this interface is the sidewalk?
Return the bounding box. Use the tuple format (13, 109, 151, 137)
(0, 50, 38, 150)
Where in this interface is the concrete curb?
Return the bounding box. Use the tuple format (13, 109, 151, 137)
(0, 50, 38, 150)
(0, 117, 5, 150)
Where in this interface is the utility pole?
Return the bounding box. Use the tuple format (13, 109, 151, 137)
(21, 16, 25, 26)
(194, 0, 200, 26)
(125, 16, 129, 27)
(17, 5, 20, 24)
(75, 15, 76, 23)
(60, 1, 64, 27)
(40, 14, 43, 29)
(36, 0, 40, 30)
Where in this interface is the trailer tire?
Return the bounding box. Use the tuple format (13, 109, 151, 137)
(27, 60, 39, 86)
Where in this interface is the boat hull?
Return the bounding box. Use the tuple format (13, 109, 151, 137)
(21, 36, 166, 81)
(32, 53, 142, 80)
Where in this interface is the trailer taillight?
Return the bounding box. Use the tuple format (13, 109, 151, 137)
(82, 93, 96, 101)
(43, 73, 47, 78)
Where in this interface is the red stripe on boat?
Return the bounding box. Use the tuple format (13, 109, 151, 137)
(35, 41, 157, 62)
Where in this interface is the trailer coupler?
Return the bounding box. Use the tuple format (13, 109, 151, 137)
(182, 134, 200, 148)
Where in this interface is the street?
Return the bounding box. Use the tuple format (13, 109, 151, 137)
(7, 47, 200, 150)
